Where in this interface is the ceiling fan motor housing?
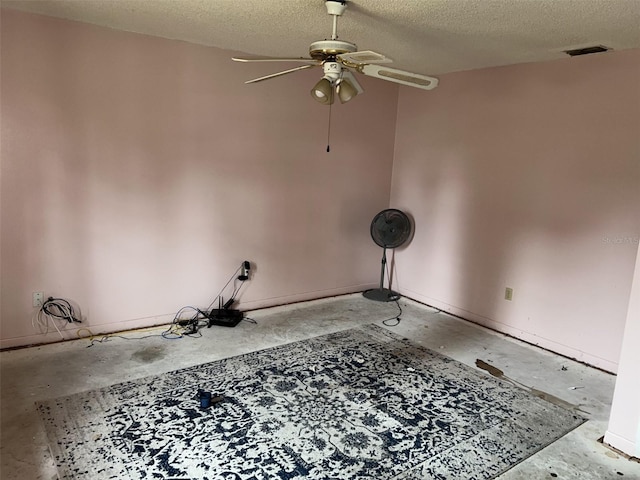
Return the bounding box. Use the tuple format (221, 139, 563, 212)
(309, 40, 357, 60)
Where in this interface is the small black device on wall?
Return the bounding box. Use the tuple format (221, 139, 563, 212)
(238, 260, 251, 281)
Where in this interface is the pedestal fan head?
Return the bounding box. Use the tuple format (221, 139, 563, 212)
(370, 209, 412, 249)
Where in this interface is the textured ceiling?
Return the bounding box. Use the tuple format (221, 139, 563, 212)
(2, 0, 640, 76)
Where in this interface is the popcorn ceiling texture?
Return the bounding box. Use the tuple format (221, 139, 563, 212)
(3, 0, 640, 75)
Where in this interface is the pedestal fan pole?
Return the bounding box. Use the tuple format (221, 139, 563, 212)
(364, 247, 398, 301)
(379, 247, 387, 290)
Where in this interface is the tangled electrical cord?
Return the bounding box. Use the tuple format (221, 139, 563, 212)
(85, 329, 169, 347)
(162, 306, 209, 339)
(382, 299, 403, 326)
(89, 263, 253, 347)
(380, 262, 403, 326)
(204, 263, 249, 313)
(32, 297, 82, 340)
(171, 262, 252, 334)
(86, 307, 208, 347)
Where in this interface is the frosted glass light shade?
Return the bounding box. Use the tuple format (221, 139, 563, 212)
(311, 78, 334, 105)
(337, 79, 358, 103)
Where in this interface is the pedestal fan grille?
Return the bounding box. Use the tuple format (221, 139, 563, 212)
(370, 209, 412, 248)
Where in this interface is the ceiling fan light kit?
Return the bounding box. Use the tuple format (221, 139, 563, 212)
(232, 0, 439, 105)
(310, 62, 363, 104)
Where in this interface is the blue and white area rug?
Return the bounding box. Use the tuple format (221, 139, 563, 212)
(37, 325, 585, 479)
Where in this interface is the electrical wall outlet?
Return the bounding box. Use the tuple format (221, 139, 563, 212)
(33, 292, 44, 307)
(505, 287, 513, 301)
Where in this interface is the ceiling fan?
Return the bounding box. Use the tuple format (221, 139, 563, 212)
(232, 0, 439, 105)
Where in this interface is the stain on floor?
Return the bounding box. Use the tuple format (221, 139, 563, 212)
(131, 346, 166, 363)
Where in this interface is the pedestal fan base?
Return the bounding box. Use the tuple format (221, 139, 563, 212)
(363, 288, 400, 302)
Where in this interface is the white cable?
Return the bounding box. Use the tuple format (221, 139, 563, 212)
(48, 312, 65, 340)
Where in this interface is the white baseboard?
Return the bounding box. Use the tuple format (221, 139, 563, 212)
(604, 431, 639, 458)
(399, 288, 619, 373)
(1, 284, 377, 350)
(0, 313, 177, 350)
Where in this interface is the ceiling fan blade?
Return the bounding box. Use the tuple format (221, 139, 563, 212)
(359, 64, 439, 90)
(337, 50, 392, 66)
(232, 56, 319, 64)
(244, 64, 318, 84)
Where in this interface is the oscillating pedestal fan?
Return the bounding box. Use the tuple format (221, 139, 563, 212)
(363, 209, 412, 302)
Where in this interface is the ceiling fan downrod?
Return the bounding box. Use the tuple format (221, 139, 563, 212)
(326, 1, 348, 40)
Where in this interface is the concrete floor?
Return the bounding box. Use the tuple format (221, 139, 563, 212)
(1, 294, 638, 480)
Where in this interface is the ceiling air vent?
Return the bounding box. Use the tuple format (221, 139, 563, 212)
(564, 45, 611, 57)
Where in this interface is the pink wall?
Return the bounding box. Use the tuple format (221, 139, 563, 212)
(0, 10, 398, 347)
(391, 49, 640, 372)
(2, 9, 638, 374)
